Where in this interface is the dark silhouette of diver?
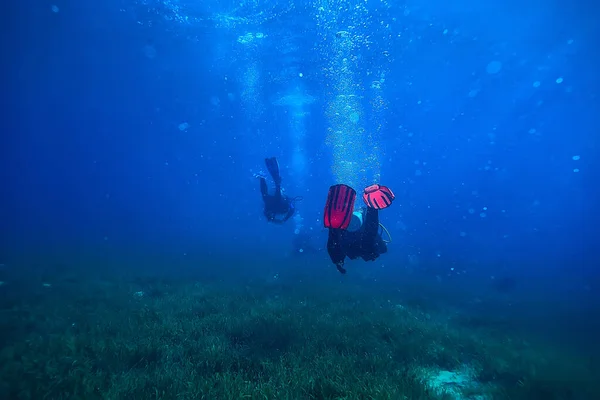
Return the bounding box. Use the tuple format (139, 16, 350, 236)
(323, 183, 394, 274)
(258, 157, 301, 224)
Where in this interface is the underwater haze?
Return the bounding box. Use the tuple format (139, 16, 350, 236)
(1, 0, 599, 398)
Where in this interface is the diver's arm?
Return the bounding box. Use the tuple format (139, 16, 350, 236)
(264, 210, 275, 222)
(267, 211, 291, 224)
(270, 217, 286, 224)
(281, 204, 295, 222)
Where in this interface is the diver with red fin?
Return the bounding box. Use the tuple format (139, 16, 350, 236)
(323, 183, 395, 274)
(258, 157, 302, 224)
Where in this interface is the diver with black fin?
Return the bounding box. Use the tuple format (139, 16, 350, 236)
(323, 183, 395, 274)
(258, 157, 301, 224)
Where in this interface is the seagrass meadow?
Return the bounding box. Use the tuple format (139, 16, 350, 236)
(0, 254, 598, 400)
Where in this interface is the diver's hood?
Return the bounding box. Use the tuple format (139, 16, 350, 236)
(347, 210, 364, 232)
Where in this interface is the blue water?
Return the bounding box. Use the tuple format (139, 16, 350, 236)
(1, 0, 599, 397)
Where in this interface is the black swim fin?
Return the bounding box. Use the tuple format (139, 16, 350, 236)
(265, 157, 281, 185)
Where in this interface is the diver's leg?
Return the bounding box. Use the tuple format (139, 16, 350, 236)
(274, 183, 282, 201)
(359, 208, 382, 261)
(265, 157, 282, 185)
(363, 207, 380, 237)
(260, 177, 269, 199)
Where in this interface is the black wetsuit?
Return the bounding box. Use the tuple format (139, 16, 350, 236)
(260, 177, 295, 224)
(327, 207, 387, 273)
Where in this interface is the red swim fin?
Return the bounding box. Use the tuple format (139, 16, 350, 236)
(363, 184, 395, 209)
(324, 184, 356, 229)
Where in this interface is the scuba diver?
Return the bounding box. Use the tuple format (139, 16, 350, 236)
(258, 157, 301, 224)
(323, 183, 395, 274)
